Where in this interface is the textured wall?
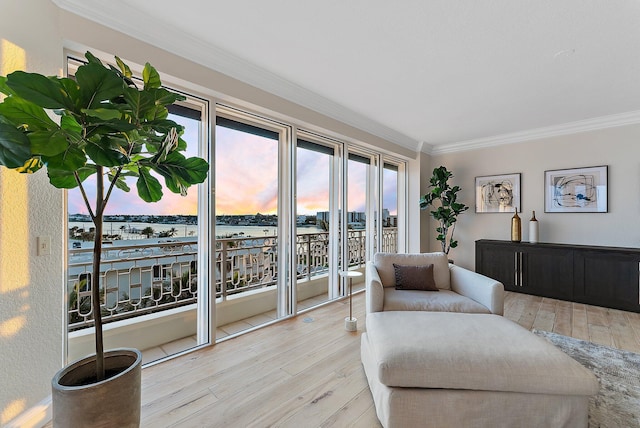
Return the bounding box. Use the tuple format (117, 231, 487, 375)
(0, 0, 64, 425)
(430, 124, 640, 270)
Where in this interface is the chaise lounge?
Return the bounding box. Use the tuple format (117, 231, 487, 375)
(362, 253, 599, 427)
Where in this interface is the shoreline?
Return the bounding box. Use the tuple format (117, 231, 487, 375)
(68, 221, 325, 248)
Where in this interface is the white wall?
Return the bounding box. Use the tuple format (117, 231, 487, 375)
(419, 151, 432, 252)
(429, 124, 640, 271)
(0, 0, 65, 425)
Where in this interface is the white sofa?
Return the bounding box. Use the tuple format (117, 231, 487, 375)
(366, 252, 504, 315)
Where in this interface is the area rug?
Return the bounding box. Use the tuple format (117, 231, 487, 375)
(533, 330, 640, 428)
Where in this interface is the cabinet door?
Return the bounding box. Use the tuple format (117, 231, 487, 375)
(574, 250, 640, 311)
(476, 242, 518, 291)
(521, 246, 573, 300)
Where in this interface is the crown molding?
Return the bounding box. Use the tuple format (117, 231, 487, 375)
(53, 0, 419, 152)
(429, 110, 640, 155)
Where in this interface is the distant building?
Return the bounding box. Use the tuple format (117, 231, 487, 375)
(316, 211, 330, 224)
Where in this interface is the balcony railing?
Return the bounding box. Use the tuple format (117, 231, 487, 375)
(67, 228, 397, 331)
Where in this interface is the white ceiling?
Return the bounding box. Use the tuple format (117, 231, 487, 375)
(54, 0, 640, 154)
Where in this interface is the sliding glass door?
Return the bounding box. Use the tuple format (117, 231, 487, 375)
(214, 107, 291, 338)
(382, 162, 400, 253)
(294, 134, 342, 308)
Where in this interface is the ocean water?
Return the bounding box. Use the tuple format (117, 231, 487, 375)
(68, 221, 324, 247)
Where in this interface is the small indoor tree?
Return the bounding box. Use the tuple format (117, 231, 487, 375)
(0, 52, 209, 387)
(419, 166, 469, 255)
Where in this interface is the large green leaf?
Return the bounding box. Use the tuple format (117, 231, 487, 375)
(84, 51, 104, 66)
(145, 119, 183, 135)
(0, 96, 58, 131)
(142, 63, 161, 90)
(59, 113, 83, 137)
(109, 173, 131, 192)
(5, 71, 71, 109)
(58, 78, 81, 111)
(44, 144, 86, 171)
(75, 62, 125, 110)
(47, 165, 95, 188)
(0, 76, 15, 97)
(28, 130, 69, 156)
(152, 87, 185, 105)
(0, 123, 32, 168)
(149, 152, 208, 188)
(122, 87, 155, 122)
(81, 107, 122, 121)
(115, 56, 133, 79)
(84, 119, 137, 140)
(136, 167, 162, 202)
(85, 136, 129, 167)
(159, 171, 182, 194)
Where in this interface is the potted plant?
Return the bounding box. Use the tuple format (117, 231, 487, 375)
(419, 166, 469, 256)
(0, 52, 209, 427)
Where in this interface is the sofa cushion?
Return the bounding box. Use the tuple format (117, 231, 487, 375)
(393, 263, 438, 291)
(364, 312, 600, 396)
(383, 289, 489, 313)
(374, 252, 450, 290)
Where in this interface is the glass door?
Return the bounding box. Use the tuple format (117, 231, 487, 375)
(214, 107, 291, 339)
(294, 134, 342, 309)
(345, 151, 378, 266)
(382, 162, 399, 253)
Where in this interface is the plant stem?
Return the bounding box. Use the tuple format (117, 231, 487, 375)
(92, 166, 105, 381)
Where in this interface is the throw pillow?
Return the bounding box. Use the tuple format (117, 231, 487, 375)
(393, 263, 438, 291)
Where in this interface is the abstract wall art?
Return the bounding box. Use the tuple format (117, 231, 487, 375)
(544, 165, 608, 213)
(475, 173, 521, 213)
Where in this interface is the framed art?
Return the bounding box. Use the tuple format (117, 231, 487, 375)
(544, 165, 608, 213)
(475, 173, 521, 213)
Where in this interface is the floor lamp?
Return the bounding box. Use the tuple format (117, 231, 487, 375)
(339, 270, 362, 331)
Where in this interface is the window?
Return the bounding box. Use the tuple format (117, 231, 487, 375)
(64, 52, 410, 354)
(65, 54, 210, 364)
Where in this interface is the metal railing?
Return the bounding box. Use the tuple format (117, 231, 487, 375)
(67, 228, 397, 331)
(67, 240, 199, 331)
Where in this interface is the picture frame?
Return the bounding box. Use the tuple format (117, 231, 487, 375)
(544, 165, 608, 213)
(475, 173, 521, 213)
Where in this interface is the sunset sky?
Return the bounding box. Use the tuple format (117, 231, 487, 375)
(68, 117, 398, 217)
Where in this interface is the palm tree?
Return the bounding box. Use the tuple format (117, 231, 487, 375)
(142, 226, 155, 238)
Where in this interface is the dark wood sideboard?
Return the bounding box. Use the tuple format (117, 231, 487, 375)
(476, 239, 640, 313)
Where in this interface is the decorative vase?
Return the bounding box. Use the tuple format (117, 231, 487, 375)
(511, 208, 521, 243)
(52, 348, 142, 428)
(529, 211, 539, 243)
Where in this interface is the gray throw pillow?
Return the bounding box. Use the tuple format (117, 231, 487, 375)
(393, 263, 439, 291)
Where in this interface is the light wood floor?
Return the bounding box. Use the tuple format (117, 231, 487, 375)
(45, 291, 640, 427)
(503, 291, 640, 354)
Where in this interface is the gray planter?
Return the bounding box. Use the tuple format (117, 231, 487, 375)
(52, 348, 142, 428)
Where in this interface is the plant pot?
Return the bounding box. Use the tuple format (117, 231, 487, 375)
(52, 348, 142, 428)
